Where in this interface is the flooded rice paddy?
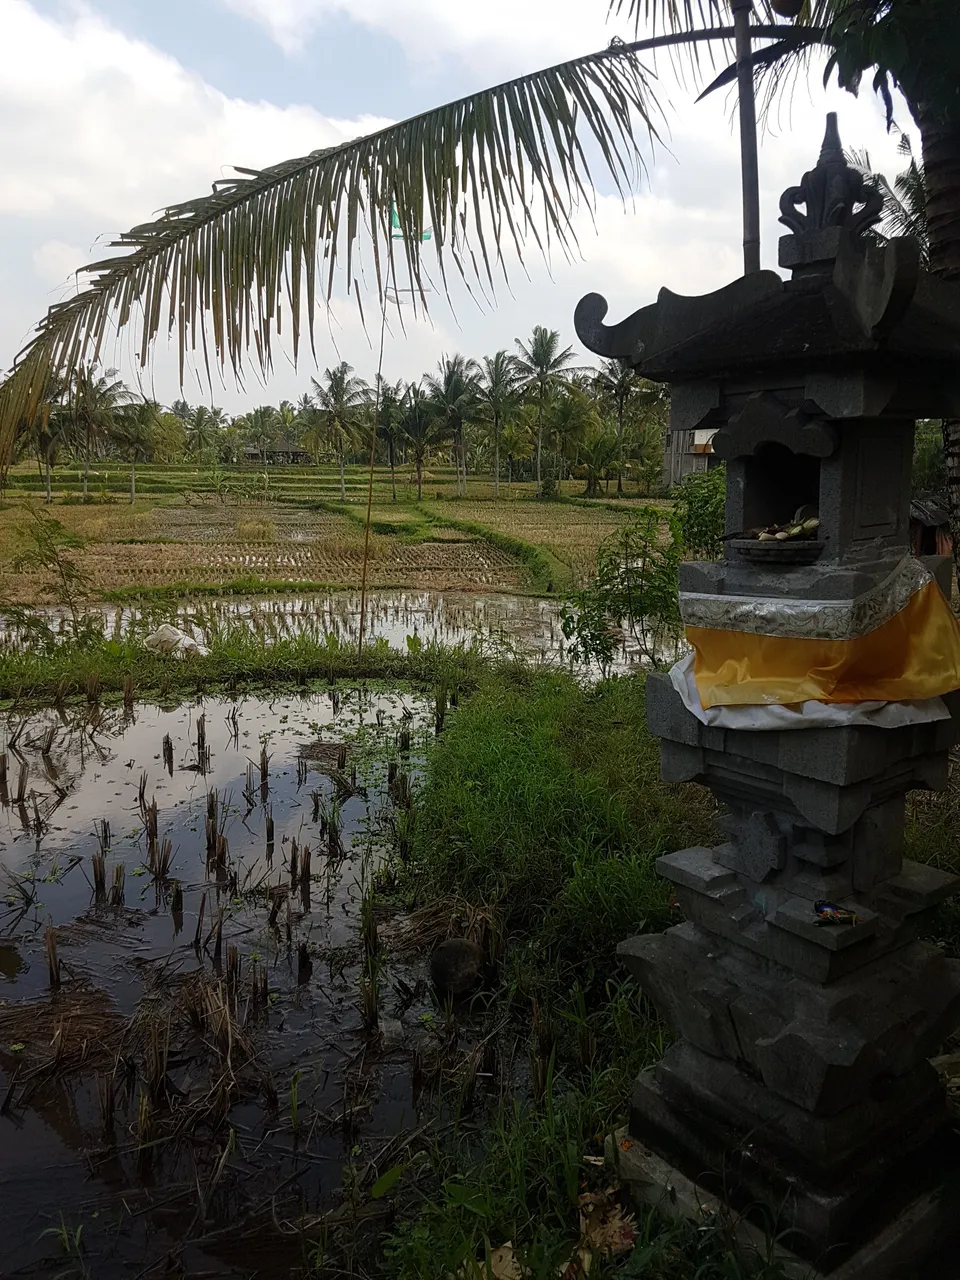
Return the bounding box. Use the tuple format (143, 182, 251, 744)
(0, 685, 474, 1278)
(0, 588, 658, 673)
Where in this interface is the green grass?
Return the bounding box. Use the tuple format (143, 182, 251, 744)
(403, 670, 715, 964)
(381, 669, 960, 1279)
(0, 619, 492, 704)
(380, 670, 746, 1279)
(416, 506, 564, 594)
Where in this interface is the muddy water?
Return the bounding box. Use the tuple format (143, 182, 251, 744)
(0, 688, 441, 1277)
(1, 588, 662, 672)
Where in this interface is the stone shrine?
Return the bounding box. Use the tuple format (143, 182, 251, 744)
(575, 116, 960, 1274)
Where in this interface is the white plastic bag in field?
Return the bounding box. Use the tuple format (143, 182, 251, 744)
(143, 624, 208, 659)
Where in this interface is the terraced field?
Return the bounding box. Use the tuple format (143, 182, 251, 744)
(0, 462, 662, 603)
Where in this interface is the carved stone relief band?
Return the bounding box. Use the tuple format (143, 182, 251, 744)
(680, 556, 930, 641)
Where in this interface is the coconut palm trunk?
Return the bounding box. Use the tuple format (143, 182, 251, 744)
(130, 452, 138, 504)
(616, 399, 625, 496)
(493, 416, 501, 499)
(916, 109, 960, 572)
(339, 446, 346, 501)
(918, 112, 960, 282)
(535, 399, 543, 492)
(83, 426, 91, 500)
(416, 457, 424, 501)
(389, 441, 397, 502)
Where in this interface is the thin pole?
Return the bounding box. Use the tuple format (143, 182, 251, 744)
(731, 0, 761, 275)
(358, 300, 388, 657)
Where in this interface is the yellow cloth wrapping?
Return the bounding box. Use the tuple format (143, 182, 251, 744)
(688, 578, 960, 709)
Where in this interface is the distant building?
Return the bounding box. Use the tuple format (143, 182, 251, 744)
(243, 441, 310, 465)
(663, 426, 721, 489)
(910, 498, 953, 557)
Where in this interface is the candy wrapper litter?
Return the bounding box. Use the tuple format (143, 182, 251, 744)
(814, 900, 859, 927)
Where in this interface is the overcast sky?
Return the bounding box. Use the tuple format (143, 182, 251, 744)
(1, 0, 911, 411)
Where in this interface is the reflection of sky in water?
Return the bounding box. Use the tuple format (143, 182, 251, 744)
(0, 688, 429, 1004)
(1, 588, 673, 672)
(0, 689, 431, 1276)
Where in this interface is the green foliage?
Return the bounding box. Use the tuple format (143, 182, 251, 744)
(2, 508, 100, 650)
(403, 671, 714, 963)
(561, 507, 684, 673)
(673, 466, 726, 560)
(383, 671, 779, 1279)
(913, 420, 947, 498)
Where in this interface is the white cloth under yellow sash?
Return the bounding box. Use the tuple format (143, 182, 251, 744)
(680, 557, 960, 709)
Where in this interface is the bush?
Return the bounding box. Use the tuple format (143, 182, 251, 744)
(561, 507, 684, 672)
(672, 465, 725, 560)
(404, 669, 715, 971)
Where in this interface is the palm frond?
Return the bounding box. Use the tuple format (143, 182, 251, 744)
(0, 21, 815, 467)
(0, 43, 663, 464)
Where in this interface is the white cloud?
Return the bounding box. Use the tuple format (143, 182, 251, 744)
(31, 240, 89, 286)
(0, 0, 911, 412)
(220, 0, 611, 70)
(0, 0, 389, 225)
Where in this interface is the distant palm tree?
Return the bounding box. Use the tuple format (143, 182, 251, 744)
(112, 399, 161, 503)
(186, 404, 215, 458)
(311, 362, 369, 500)
(548, 387, 601, 480)
(579, 424, 621, 497)
(478, 351, 520, 499)
(298, 403, 327, 465)
(594, 359, 640, 495)
(500, 420, 533, 490)
(70, 365, 134, 499)
(375, 378, 405, 502)
(276, 400, 298, 434)
(424, 354, 479, 499)
(401, 382, 446, 501)
(514, 326, 580, 494)
(245, 405, 279, 465)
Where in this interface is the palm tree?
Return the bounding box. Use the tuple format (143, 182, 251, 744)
(547, 387, 601, 482)
(112, 399, 161, 503)
(579, 424, 622, 497)
(276, 400, 298, 436)
(298, 403, 327, 465)
(500, 421, 534, 490)
(311, 362, 369, 500)
(244, 405, 279, 465)
(478, 352, 520, 499)
(594, 359, 639, 495)
(424, 355, 480, 499)
(401, 382, 446, 501)
(70, 365, 134, 499)
(186, 404, 215, 458)
(3, 1, 959, 472)
(375, 378, 405, 502)
(514, 327, 582, 494)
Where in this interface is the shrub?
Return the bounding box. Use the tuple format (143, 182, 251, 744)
(672, 465, 725, 560)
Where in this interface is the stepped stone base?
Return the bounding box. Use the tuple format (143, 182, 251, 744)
(608, 1127, 960, 1279)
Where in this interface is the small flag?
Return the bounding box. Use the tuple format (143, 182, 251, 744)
(391, 204, 432, 242)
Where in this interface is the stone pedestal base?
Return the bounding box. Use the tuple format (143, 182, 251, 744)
(608, 1128, 960, 1279)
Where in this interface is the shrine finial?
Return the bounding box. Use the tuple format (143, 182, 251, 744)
(778, 112, 884, 240)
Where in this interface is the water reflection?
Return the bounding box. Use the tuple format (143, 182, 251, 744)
(0, 588, 656, 672)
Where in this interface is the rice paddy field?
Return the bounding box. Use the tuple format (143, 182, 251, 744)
(0, 461, 658, 604)
(1, 457, 958, 1280)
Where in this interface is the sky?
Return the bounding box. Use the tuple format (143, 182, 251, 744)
(1, 0, 912, 412)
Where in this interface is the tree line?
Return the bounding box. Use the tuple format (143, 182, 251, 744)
(13, 325, 668, 503)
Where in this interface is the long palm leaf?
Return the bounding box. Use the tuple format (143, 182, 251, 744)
(0, 21, 805, 466)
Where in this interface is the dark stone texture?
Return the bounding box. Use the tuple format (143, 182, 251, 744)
(578, 117, 960, 1271)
